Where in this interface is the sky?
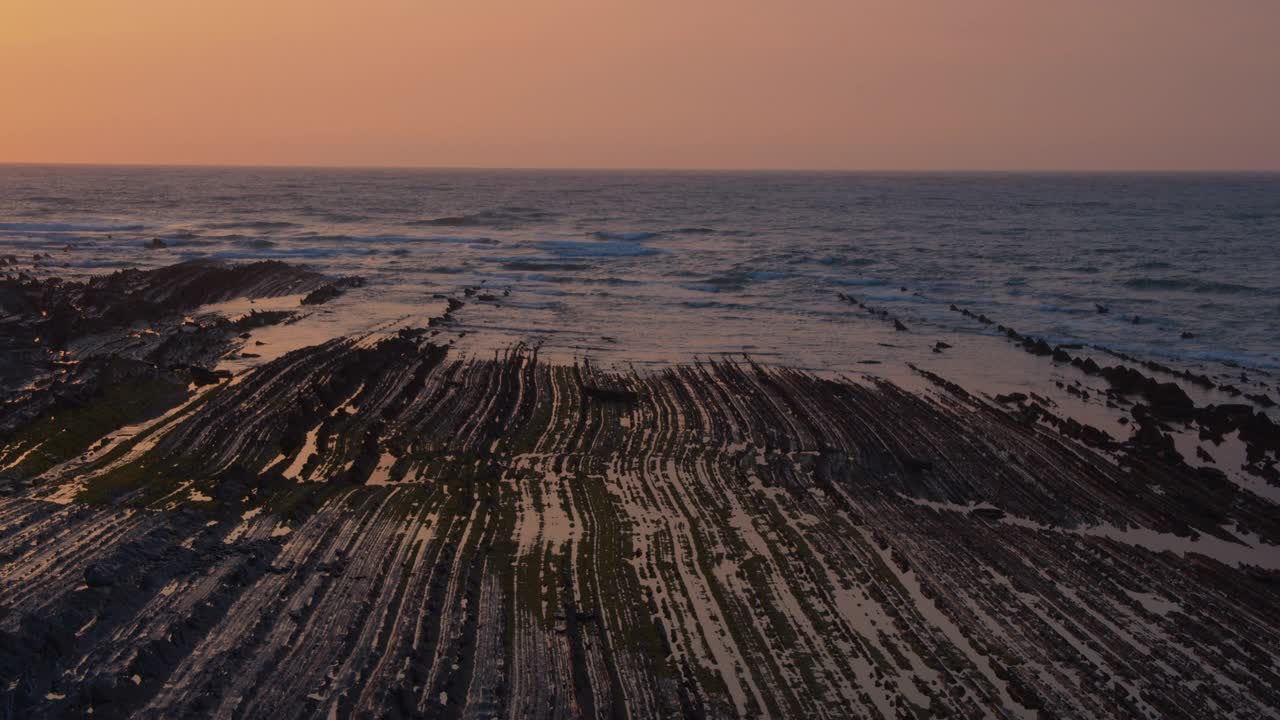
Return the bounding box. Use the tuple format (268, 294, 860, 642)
(2, 1, 1278, 170)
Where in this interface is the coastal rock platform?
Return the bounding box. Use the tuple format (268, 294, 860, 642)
(2, 262, 1278, 719)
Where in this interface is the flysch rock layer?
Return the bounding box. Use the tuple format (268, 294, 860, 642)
(1, 262, 1279, 720)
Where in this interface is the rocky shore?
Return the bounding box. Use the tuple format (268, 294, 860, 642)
(2, 261, 1279, 719)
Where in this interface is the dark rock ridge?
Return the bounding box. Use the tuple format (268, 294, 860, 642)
(1, 259, 335, 353)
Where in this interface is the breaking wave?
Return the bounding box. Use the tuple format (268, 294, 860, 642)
(538, 240, 659, 258)
(201, 221, 301, 230)
(591, 231, 660, 241)
(407, 207, 556, 228)
(0, 221, 145, 232)
(1123, 277, 1267, 295)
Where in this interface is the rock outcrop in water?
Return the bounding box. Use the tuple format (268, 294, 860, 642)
(1, 259, 331, 366)
(1, 263, 1279, 719)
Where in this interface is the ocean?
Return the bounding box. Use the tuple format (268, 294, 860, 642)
(5, 166, 1280, 718)
(2, 165, 1278, 377)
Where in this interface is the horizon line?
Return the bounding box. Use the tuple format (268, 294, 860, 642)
(2, 160, 1279, 175)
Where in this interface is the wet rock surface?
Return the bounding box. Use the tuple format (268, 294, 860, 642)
(1, 260, 334, 391)
(0, 263, 1278, 719)
(0, 261, 355, 480)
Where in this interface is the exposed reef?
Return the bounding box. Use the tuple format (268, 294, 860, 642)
(0, 260, 358, 483)
(947, 303, 1280, 487)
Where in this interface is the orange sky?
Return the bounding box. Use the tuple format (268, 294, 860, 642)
(2, 1, 1278, 170)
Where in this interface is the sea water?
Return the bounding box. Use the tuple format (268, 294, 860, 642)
(2, 166, 1277, 377)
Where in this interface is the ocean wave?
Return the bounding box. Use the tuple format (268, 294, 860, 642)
(409, 215, 475, 227)
(502, 261, 591, 272)
(819, 256, 877, 267)
(158, 237, 218, 247)
(1224, 211, 1273, 221)
(668, 227, 716, 235)
(499, 206, 554, 215)
(21, 195, 75, 204)
(307, 234, 499, 246)
(1035, 304, 1092, 314)
(407, 206, 556, 228)
(538, 240, 658, 258)
(234, 238, 278, 249)
(1123, 276, 1265, 295)
(386, 235, 499, 245)
(830, 277, 886, 287)
(855, 291, 937, 306)
(505, 300, 562, 310)
(298, 234, 356, 242)
(0, 221, 145, 232)
(521, 287, 567, 297)
(201, 220, 300, 230)
(685, 270, 787, 290)
(199, 247, 379, 260)
(299, 208, 369, 223)
(678, 299, 755, 311)
(58, 259, 144, 269)
(591, 231, 659, 241)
